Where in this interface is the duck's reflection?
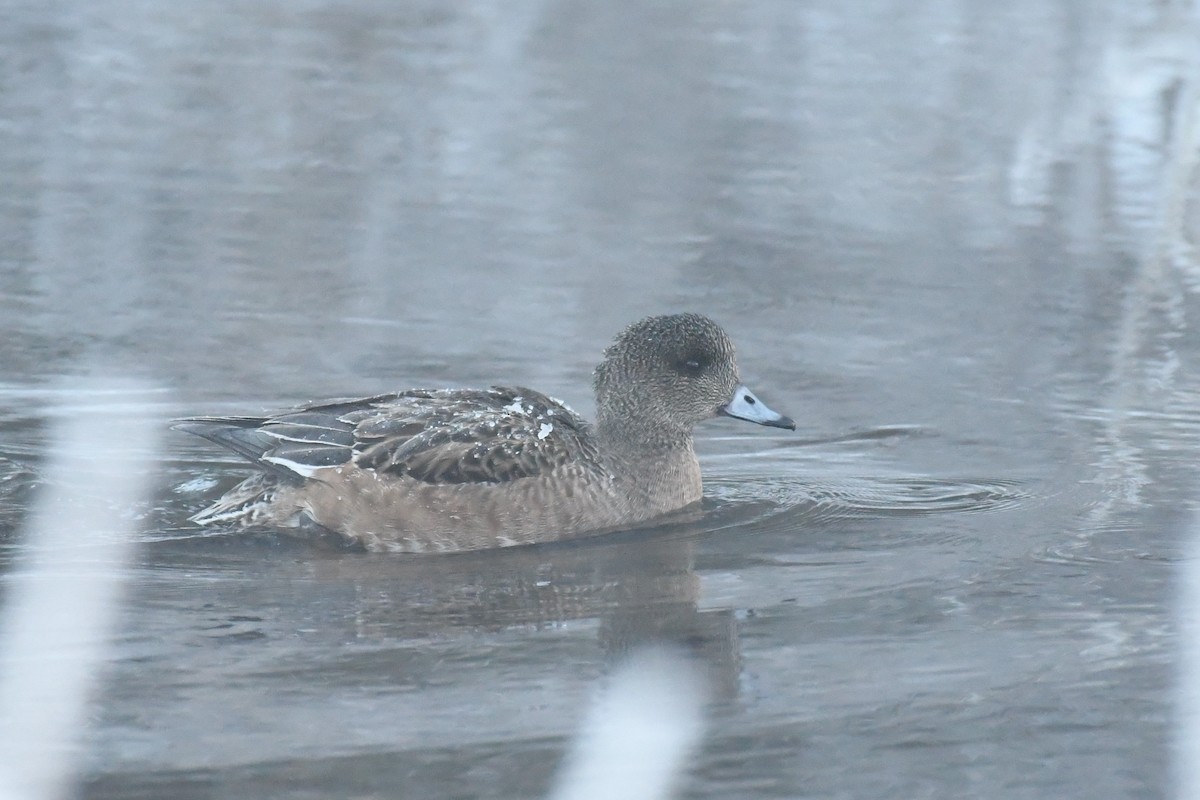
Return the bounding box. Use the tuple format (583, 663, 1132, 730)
(293, 526, 740, 698)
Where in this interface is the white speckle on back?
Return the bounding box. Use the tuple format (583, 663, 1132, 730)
(547, 395, 576, 414)
(538, 423, 553, 440)
(503, 398, 526, 414)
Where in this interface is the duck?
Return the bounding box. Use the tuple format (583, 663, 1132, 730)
(174, 313, 794, 553)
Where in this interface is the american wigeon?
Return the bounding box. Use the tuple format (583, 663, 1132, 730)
(175, 313, 794, 553)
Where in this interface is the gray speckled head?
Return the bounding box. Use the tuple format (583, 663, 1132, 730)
(593, 313, 792, 438)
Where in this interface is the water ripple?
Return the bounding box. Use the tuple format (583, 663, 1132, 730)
(696, 475, 1030, 546)
(707, 474, 1027, 520)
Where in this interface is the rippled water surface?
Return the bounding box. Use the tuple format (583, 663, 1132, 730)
(2, 1, 1200, 798)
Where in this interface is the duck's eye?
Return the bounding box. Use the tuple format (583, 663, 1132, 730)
(676, 356, 707, 376)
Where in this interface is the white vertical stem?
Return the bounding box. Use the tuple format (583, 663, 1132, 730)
(548, 647, 708, 800)
(0, 383, 158, 800)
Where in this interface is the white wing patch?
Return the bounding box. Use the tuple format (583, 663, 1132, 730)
(262, 455, 325, 478)
(538, 423, 554, 440)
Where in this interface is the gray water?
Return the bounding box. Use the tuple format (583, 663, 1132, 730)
(2, 1, 1199, 797)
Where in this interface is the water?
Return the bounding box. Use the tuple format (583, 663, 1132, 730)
(1, 1, 1198, 797)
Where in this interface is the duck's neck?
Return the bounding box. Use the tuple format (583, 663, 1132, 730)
(594, 414, 703, 513)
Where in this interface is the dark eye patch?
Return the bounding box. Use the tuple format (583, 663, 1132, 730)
(674, 353, 711, 376)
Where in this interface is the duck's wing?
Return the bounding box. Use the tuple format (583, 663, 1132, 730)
(174, 387, 598, 485)
(351, 386, 599, 484)
(172, 392, 398, 482)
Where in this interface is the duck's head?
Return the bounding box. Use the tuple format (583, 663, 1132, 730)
(593, 313, 795, 437)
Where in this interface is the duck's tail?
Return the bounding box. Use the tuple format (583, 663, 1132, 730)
(187, 472, 280, 527)
(172, 416, 274, 464)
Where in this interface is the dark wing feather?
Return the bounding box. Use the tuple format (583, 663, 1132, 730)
(175, 387, 596, 486)
(172, 417, 296, 479)
(171, 398, 390, 481)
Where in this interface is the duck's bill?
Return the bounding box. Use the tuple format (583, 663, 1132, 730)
(719, 385, 796, 430)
